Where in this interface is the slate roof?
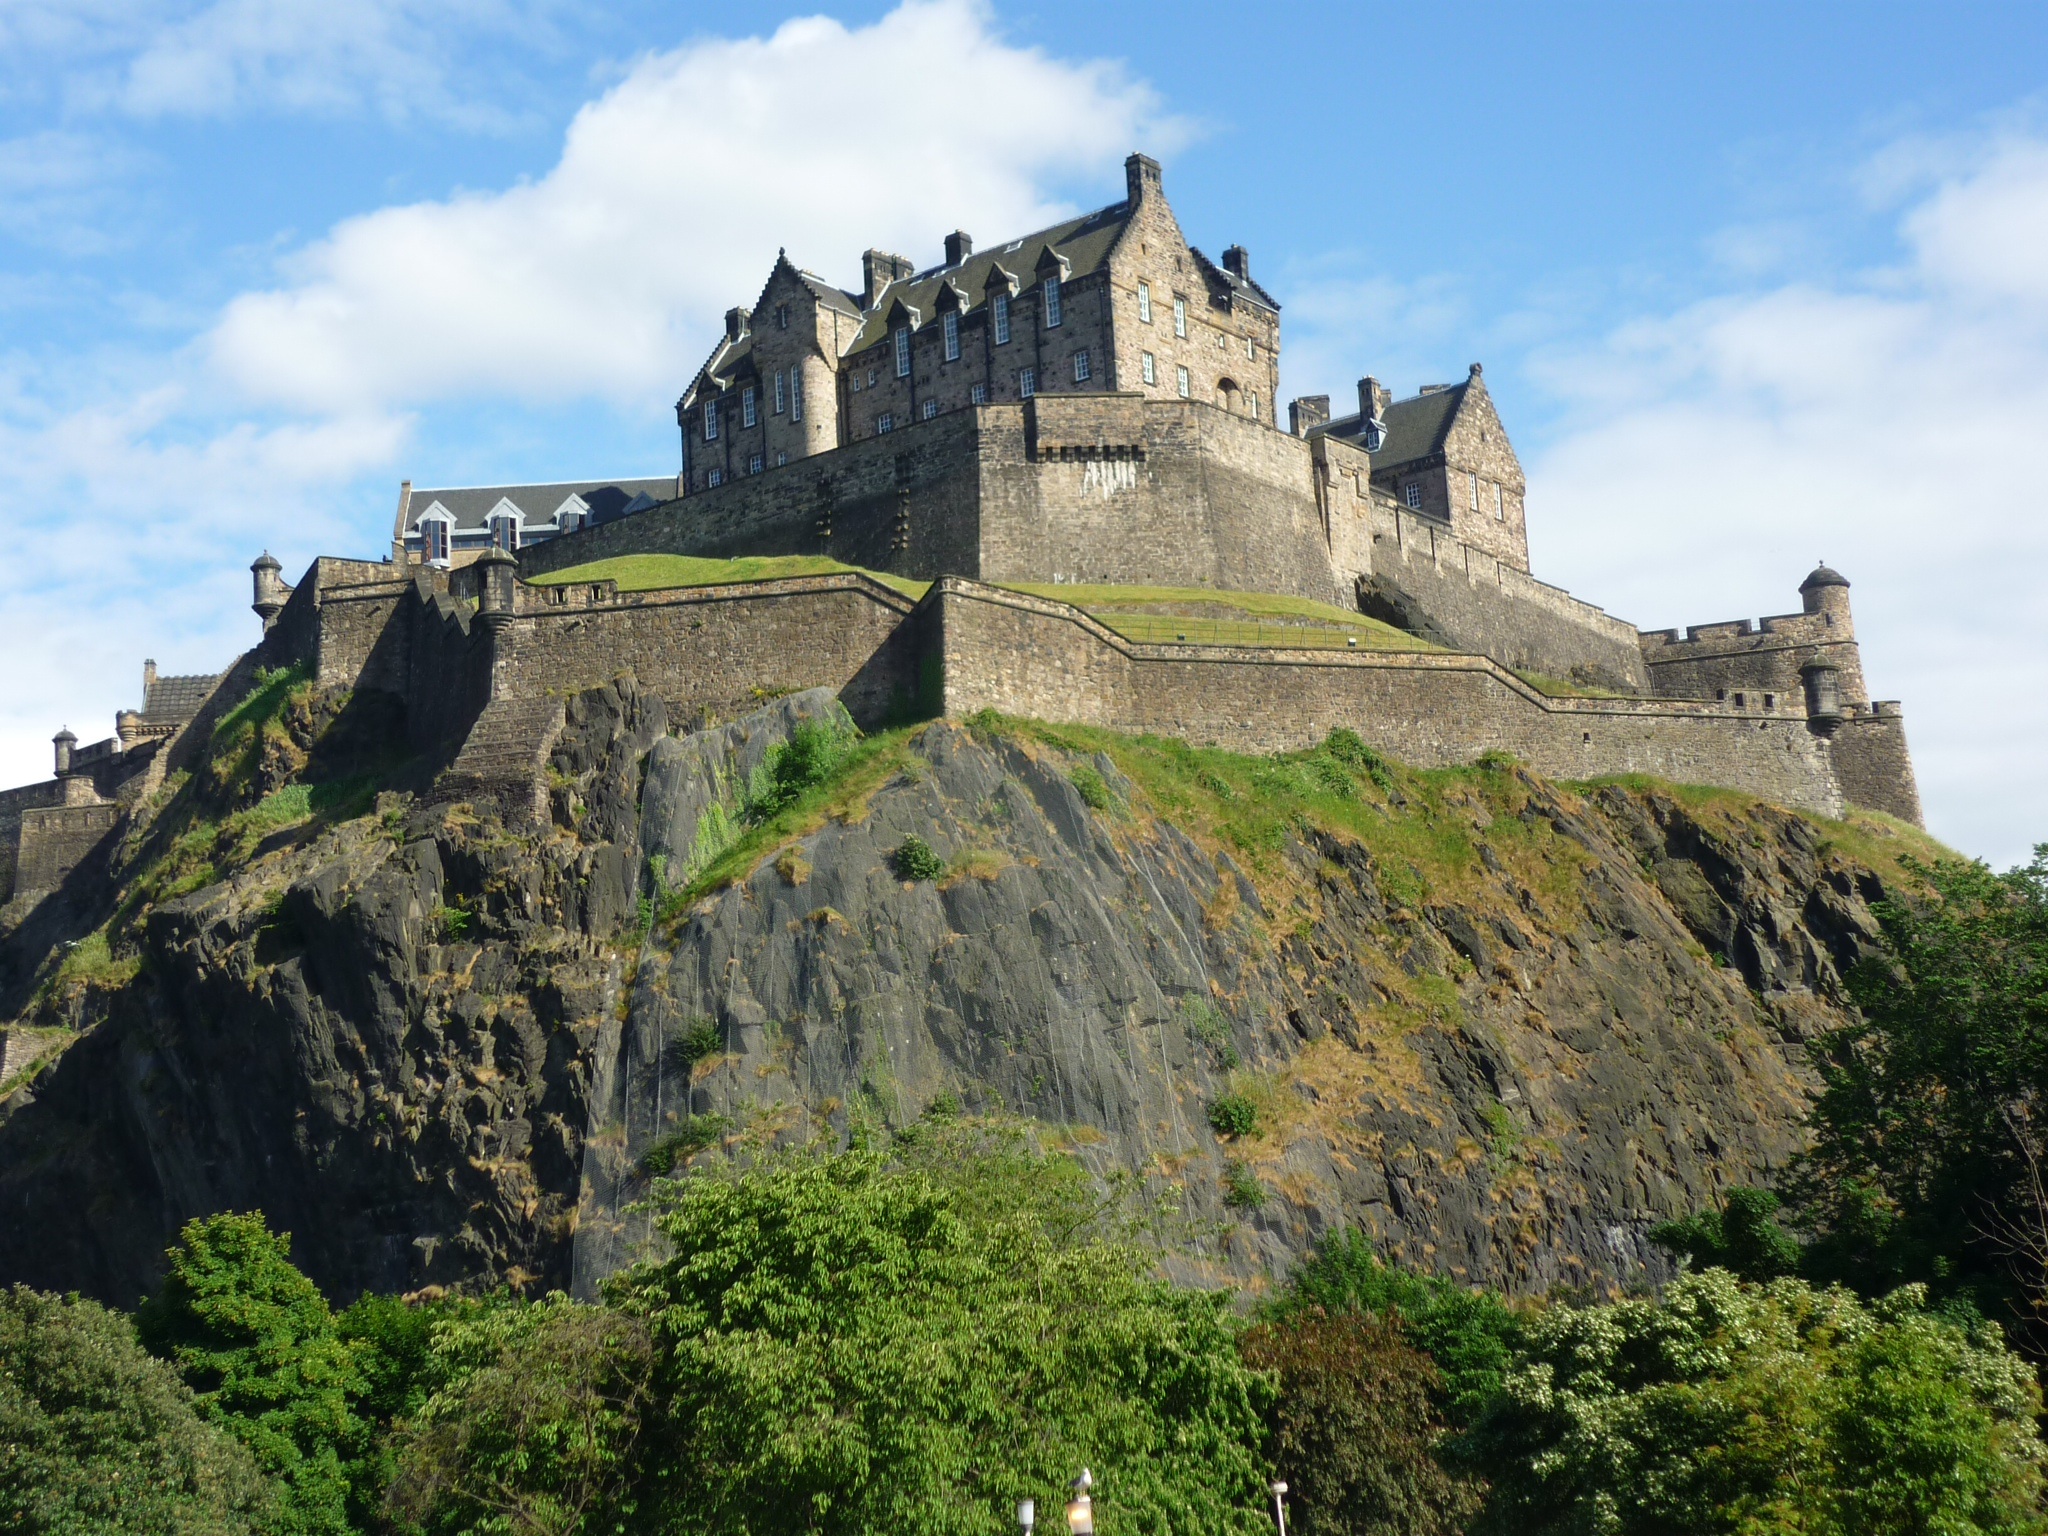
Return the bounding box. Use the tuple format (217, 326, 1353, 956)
(404, 478, 677, 537)
(1317, 381, 1468, 469)
(1189, 246, 1280, 313)
(142, 673, 218, 723)
(844, 198, 1136, 353)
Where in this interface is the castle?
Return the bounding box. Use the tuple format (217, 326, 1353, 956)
(0, 154, 1920, 914)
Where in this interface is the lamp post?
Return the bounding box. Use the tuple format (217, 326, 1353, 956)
(1270, 1480, 1289, 1536)
(1065, 1469, 1094, 1536)
(1017, 1498, 1035, 1536)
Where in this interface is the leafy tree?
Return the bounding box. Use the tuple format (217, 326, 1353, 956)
(384, 1294, 656, 1536)
(1271, 1229, 1519, 1429)
(336, 1290, 440, 1526)
(1794, 849, 2048, 1327)
(605, 1144, 1274, 1536)
(1649, 1186, 1802, 1283)
(1241, 1308, 1481, 1536)
(0, 1284, 275, 1535)
(745, 716, 856, 822)
(137, 1213, 365, 1536)
(1465, 1269, 2047, 1536)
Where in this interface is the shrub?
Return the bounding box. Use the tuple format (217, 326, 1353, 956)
(892, 835, 946, 882)
(1210, 1093, 1259, 1139)
(1322, 728, 1398, 795)
(745, 716, 857, 822)
(1651, 1186, 1802, 1283)
(1069, 762, 1113, 811)
(1181, 995, 1239, 1069)
(1223, 1159, 1266, 1209)
(638, 1116, 734, 1176)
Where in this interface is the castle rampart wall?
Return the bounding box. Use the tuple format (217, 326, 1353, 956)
(1824, 709, 1922, 825)
(1639, 608, 1869, 706)
(13, 804, 123, 897)
(930, 579, 1852, 819)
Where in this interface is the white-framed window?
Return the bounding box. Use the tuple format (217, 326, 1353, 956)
(421, 515, 452, 567)
(1019, 368, 1036, 398)
(878, 413, 894, 433)
(791, 372, 803, 422)
(1173, 296, 1186, 337)
(774, 370, 787, 413)
(775, 303, 790, 330)
(922, 399, 939, 420)
(1405, 482, 1422, 509)
(742, 387, 757, 428)
(1043, 274, 1062, 328)
(777, 450, 789, 466)
(704, 398, 719, 440)
(1138, 280, 1152, 323)
(1175, 365, 1189, 398)
(1073, 349, 1090, 382)
(1495, 483, 1505, 520)
(708, 467, 724, 487)
(993, 293, 1010, 345)
(971, 383, 987, 405)
(867, 368, 877, 386)
(749, 453, 764, 474)
(894, 327, 911, 378)
(557, 509, 582, 534)
(1141, 351, 1156, 385)
(1469, 472, 1479, 510)
(489, 512, 520, 552)
(943, 311, 960, 361)
(1249, 391, 1259, 421)
(1246, 337, 1255, 361)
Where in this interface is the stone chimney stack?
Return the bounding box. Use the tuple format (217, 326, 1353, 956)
(143, 659, 158, 693)
(944, 230, 973, 267)
(1125, 152, 1162, 207)
(862, 250, 914, 310)
(724, 307, 749, 342)
(1222, 245, 1251, 282)
(1288, 396, 1330, 437)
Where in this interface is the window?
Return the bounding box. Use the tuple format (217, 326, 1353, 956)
(1249, 391, 1259, 421)
(1138, 280, 1152, 323)
(1019, 368, 1036, 398)
(1494, 483, 1504, 520)
(422, 517, 451, 566)
(749, 453, 764, 474)
(993, 293, 1010, 344)
(704, 398, 719, 440)
(1175, 365, 1189, 398)
(1469, 472, 1478, 510)
(1043, 274, 1062, 328)
(1404, 482, 1422, 509)
(489, 514, 518, 552)
(970, 383, 987, 404)
(774, 370, 787, 414)
(922, 399, 939, 420)
(878, 413, 894, 433)
(943, 311, 959, 361)
(708, 467, 724, 487)
(1173, 296, 1186, 337)
(1073, 349, 1090, 382)
(742, 387, 757, 428)
(791, 372, 803, 422)
(867, 368, 877, 386)
(1141, 351, 1156, 385)
(776, 450, 788, 466)
(775, 303, 790, 330)
(894, 327, 911, 378)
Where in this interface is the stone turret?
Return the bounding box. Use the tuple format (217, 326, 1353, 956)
(51, 728, 74, 778)
(252, 552, 288, 631)
(476, 546, 518, 630)
(1799, 563, 1853, 633)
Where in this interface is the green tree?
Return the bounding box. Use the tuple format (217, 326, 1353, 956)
(1465, 1269, 2047, 1536)
(605, 1144, 1274, 1536)
(1241, 1308, 1481, 1536)
(1271, 1229, 1519, 1430)
(137, 1213, 364, 1536)
(0, 1284, 275, 1535)
(384, 1294, 656, 1536)
(1794, 849, 2048, 1326)
(1649, 1187, 1802, 1283)
(336, 1290, 441, 1526)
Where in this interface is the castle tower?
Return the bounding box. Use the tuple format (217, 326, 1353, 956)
(51, 728, 74, 778)
(252, 552, 288, 631)
(1798, 563, 1853, 633)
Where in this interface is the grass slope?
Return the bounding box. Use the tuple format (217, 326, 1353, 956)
(527, 553, 931, 601)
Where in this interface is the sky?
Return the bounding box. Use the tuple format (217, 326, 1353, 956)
(1, 0, 2044, 864)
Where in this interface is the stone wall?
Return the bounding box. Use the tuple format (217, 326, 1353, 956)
(1826, 708, 1922, 825)
(0, 781, 63, 902)
(1351, 500, 1651, 692)
(930, 579, 1854, 819)
(13, 803, 123, 897)
(1641, 604, 1870, 708)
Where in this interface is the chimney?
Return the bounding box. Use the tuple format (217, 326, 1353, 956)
(1359, 377, 1385, 421)
(1288, 396, 1330, 437)
(1222, 245, 1250, 282)
(143, 658, 158, 692)
(724, 306, 749, 342)
(1125, 152, 1162, 207)
(944, 230, 973, 267)
(862, 249, 913, 310)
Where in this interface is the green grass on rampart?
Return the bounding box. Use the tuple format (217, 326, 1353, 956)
(528, 553, 931, 601)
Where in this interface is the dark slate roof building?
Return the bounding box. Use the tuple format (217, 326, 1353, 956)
(394, 477, 679, 567)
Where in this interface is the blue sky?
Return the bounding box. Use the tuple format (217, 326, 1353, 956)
(2, 0, 2045, 862)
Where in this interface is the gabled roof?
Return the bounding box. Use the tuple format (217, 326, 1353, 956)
(143, 672, 219, 723)
(844, 197, 1135, 353)
(403, 478, 678, 536)
(1318, 381, 1468, 468)
(679, 251, 862, 410)
(1189, 246, 1280, 313)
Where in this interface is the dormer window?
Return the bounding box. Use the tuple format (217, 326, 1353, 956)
(704, 399, 719, 440)
(742, 387, 757, 428)
(1173, 296, 1187, 337)
(553, 493, 589, 534)
(1043, 275, 1062, 328)
(420, 513, 453, 567)
(894, 326, 911, 378)
(1138, 280, 1152, 323)
(993, 293, 1011, 345)
(489, 510, 520, 552)
(943, 311, 960, 361)
(774, 370, 787, 414)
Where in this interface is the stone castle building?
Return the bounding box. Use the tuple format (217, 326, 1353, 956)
(0, 155, 1922, 911)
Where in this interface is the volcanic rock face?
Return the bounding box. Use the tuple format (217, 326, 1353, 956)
(0, 678, 1895, 1304)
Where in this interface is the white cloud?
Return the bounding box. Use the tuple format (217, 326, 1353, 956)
(208, 0, 1177, 413)
(1526, 134, 2048, 866)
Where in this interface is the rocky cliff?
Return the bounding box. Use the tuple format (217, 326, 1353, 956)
(0, 670, 1938, 1306)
